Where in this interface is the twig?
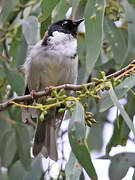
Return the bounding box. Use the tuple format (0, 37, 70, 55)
(106, 59, 135, 79)
(0, 60, 135, 111)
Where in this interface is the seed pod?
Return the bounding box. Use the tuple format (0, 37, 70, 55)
(40, 113, 44, 121)
(58, 108, 66, 113)
(58, 89, 65, 96)
(90, 118, 96, 123)
(46, 97, 56, 103)
(82, 84, 88, 92)
(92, 78, 101, 83)
(100, 71, 106, 80)
(52, 88, 57, 97)
(84, 103, 88, 110)
(76, 91, 82, 95)
(59, 95, 67, 100)
(86, 120, 92, 127)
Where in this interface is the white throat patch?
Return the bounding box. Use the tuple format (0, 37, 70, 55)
(50, 31, 74, 44)
(48, 31, 77, 57)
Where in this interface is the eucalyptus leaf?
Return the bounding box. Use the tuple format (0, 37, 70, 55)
(122, 1, 135, 66)
(65, 151, 82, 180)
(71, 0, 81, 19)
(3, 62, 24, 95)
(87, 120, 104, 152)
(128, 0, 135, 5)
(100, 74, 135, 112)
(109, 152, 135, 180)
(8, 160, 27, 180)
(0, 0, 18, 23)
(95, 59, 116, 71)
(55, 0, 69, 20)
(84, 0, 106, 73)
(104, 18, 127, 65)
(106, 115, 128, 154)
(40, 0, 59, 21)
(109, 87, 135, 138)
(0, 129, 16, 167)
(24, 157, 43, 180)
(68, 101, 98, 180)
(22, 16, 40, 45)
(15, 124, 31, 170)
(9, 27, 27, 67)
(40, 16, 51, 39)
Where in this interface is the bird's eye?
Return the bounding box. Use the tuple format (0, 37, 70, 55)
(62, 21, 68, 26)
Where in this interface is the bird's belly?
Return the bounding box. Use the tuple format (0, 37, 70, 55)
(39, 55, 77, 89)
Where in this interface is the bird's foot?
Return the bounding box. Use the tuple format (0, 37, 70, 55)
(30, 90, 37, 99)
(45, 86, 54, 96)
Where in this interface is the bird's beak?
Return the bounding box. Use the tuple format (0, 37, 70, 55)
(72, 18, 84, 27)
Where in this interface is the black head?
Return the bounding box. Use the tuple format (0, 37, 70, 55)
(48, 18, 84, 38)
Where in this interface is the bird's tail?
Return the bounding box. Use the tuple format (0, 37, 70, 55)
(33, 109, 62, 161)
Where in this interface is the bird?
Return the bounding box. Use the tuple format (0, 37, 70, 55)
(22, 18, 84, 161)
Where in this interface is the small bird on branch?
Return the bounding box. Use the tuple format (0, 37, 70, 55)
(22, 18, 84, 161)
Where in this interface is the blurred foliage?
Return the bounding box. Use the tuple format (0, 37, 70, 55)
(0, 0, 135, 179)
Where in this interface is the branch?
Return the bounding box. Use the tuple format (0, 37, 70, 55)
(0, 60, 135, 111)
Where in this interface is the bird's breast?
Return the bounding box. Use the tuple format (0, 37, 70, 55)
(25, 38, 78, 91)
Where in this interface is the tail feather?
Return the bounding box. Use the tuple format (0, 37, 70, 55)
(33, 110, 58, 161)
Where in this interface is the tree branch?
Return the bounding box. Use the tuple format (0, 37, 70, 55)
(0, 60, 135, 111)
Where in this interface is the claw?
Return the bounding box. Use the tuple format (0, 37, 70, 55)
(30, 90, 37, 99)
(45, 86, 54, 96)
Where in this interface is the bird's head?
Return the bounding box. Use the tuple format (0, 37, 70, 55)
(47, 18, 84, 38)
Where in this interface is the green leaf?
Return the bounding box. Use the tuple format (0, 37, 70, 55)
(87, 120, 104, 152)
(71, 0, 81, 19)
(24, 157, 43, 180)
(40, 16, 51, 39)
(55, 0, 69, 20)
(95, 59, 116, 71)
(68, 101, 97, 180)
(65, 151, 82, 180)
(104, 18, 127, 65)
(8, 160, 27, 180)
(15, 124, 31, 170)
(40, 0, 60, 21)
(106, 91, 135, 153)
(8, 158, 43, 180)
(109, 87, 135, 138)
(106, 115, 127, 153)
(109, 152, 135, 180)
(122, 1, 135, 66)
(8, 107, 22, 123)
(0, 114, 11, 144)
(0, 129, 16, 167)
(3, 62, 24, 95)
(84, 0, 106, 73)
(9, 27, 28, 67)
(128, 0, 135, 5)
(0, 0, 18, 23)
(22, 16, 40, 45)
(100, 74, 135, 112)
